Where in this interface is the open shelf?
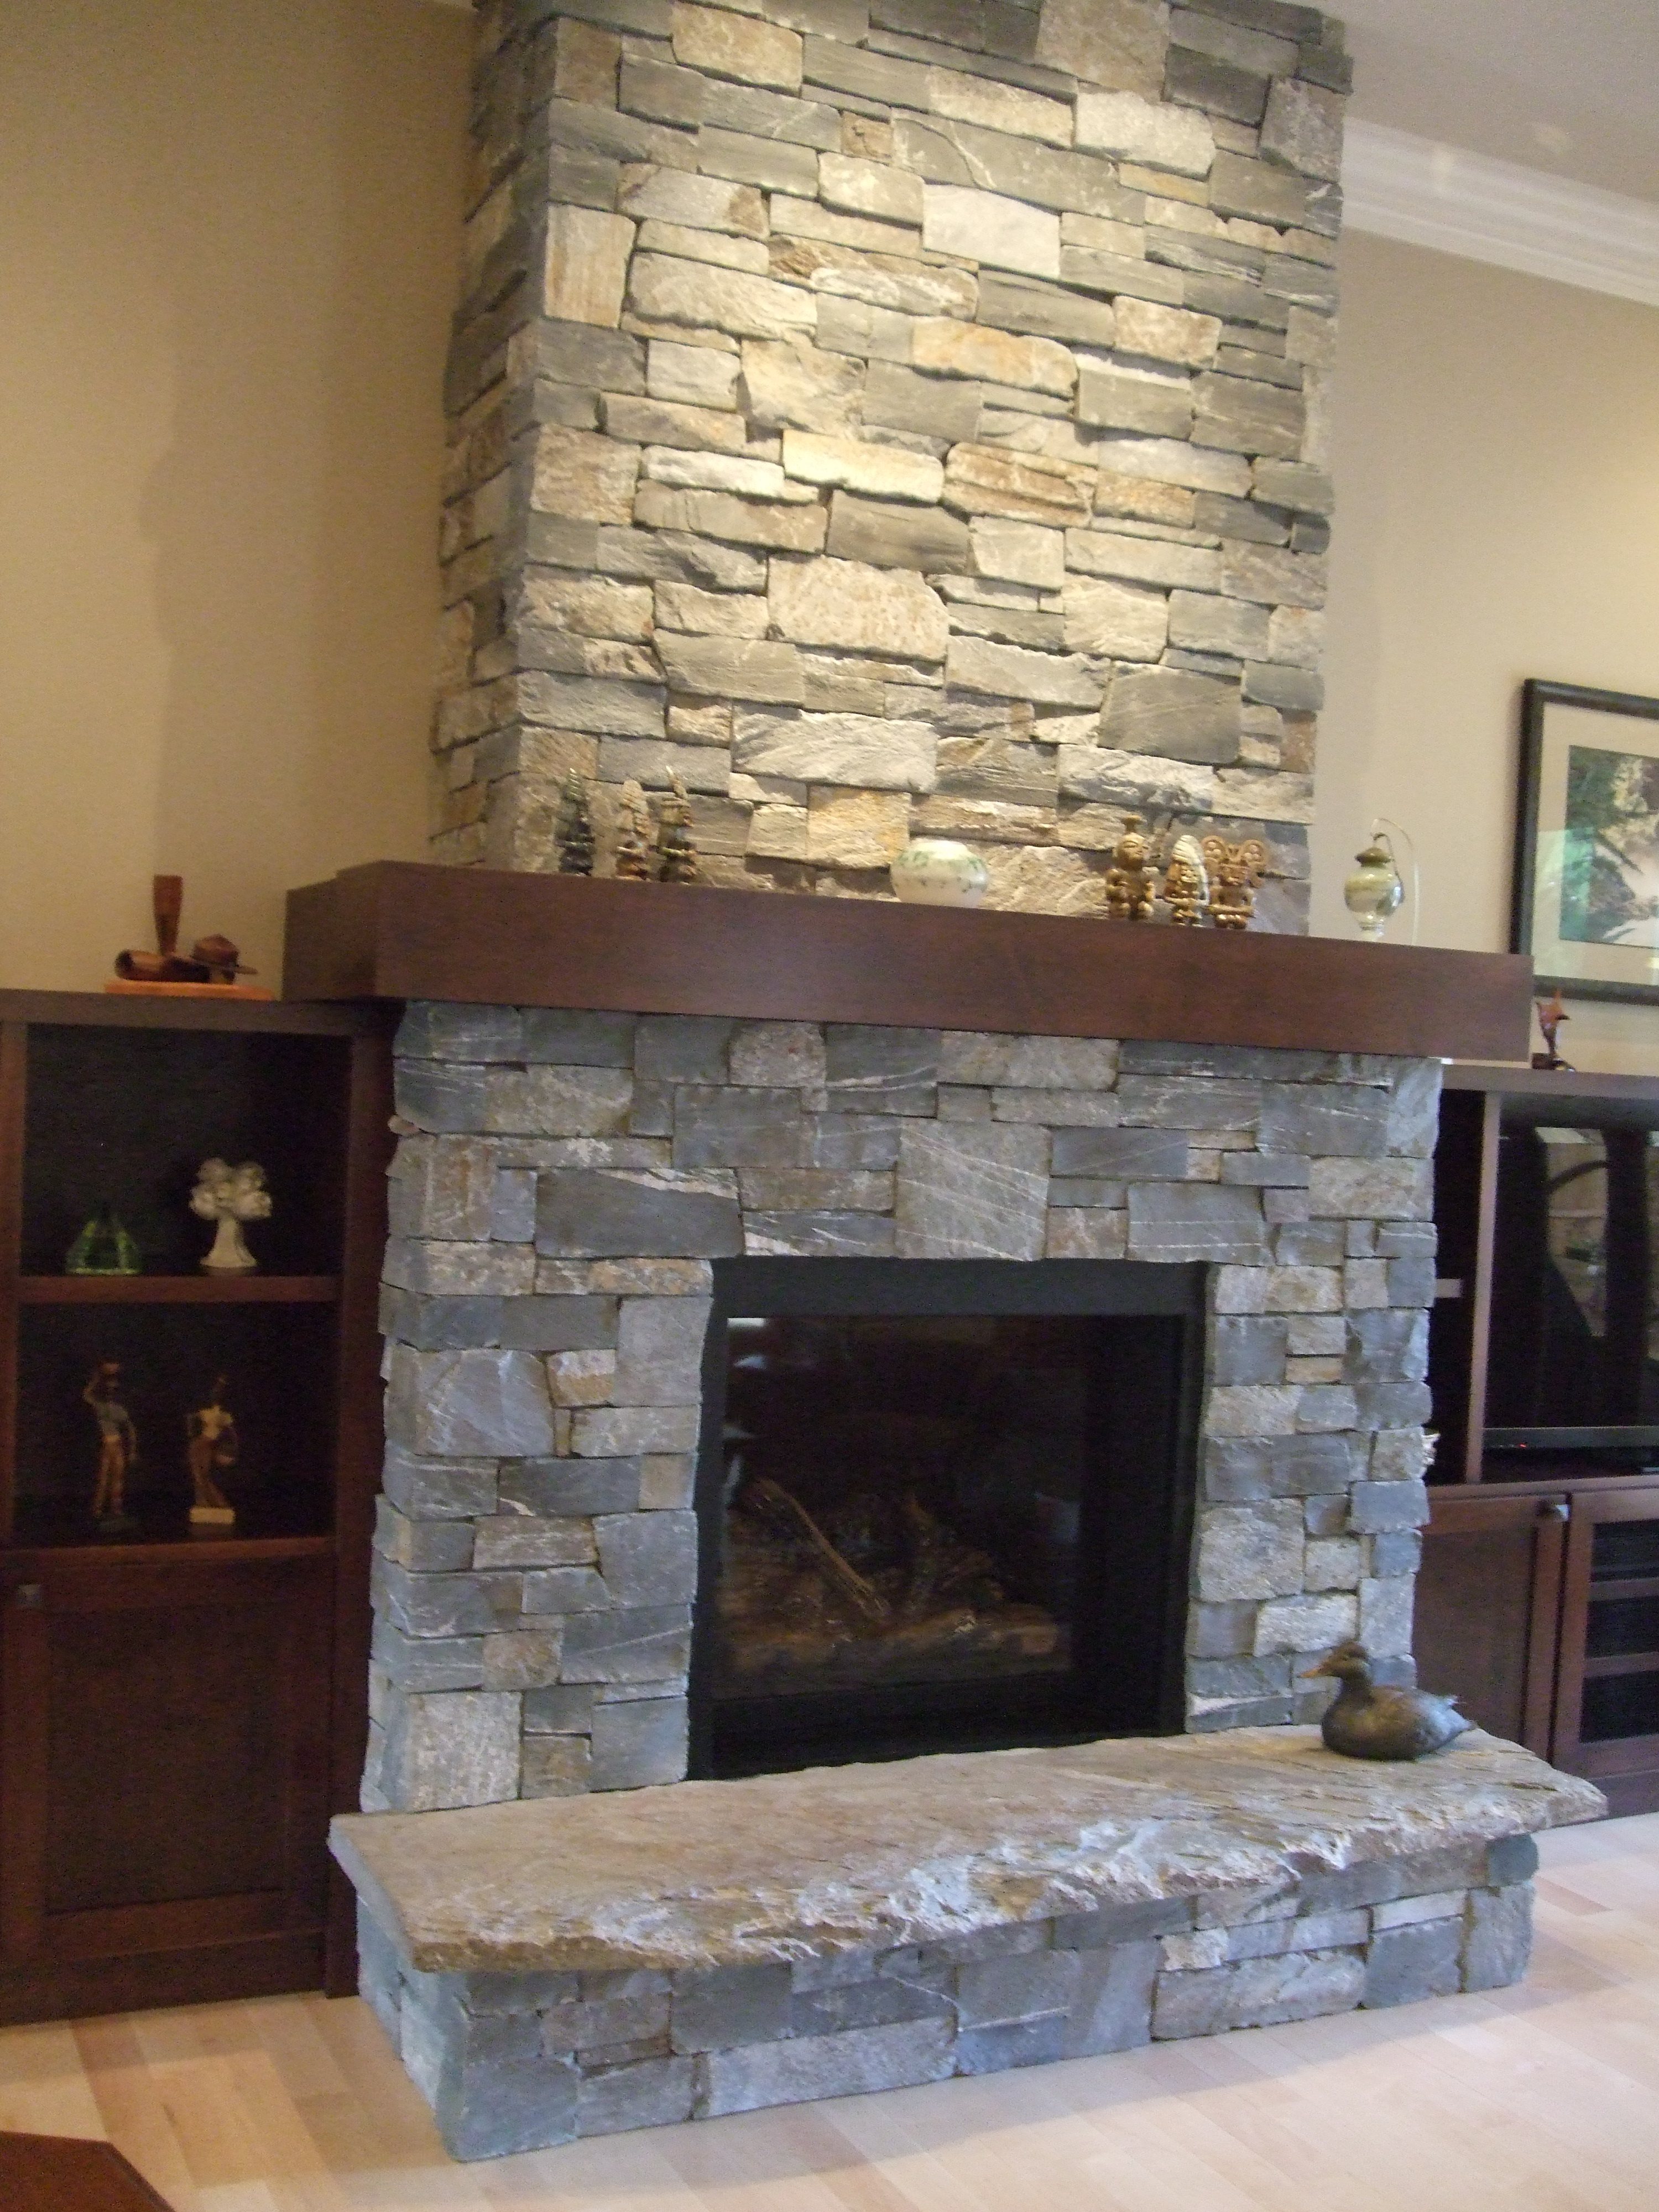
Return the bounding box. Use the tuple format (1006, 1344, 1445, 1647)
(1584, 1651, 1659, 1679)
(18, 1275, 339, 1306)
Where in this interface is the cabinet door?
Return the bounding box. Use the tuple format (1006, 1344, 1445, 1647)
(1414, 1491, 1567, 1754)
(1554, 1485, 1659, 1813)
(0, 1547, 332, 2025)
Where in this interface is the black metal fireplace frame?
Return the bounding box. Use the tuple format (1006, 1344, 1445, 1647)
(687, 1258, 1207, 1779)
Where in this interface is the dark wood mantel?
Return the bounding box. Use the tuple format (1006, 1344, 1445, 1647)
(284, 862, 1532, 1062)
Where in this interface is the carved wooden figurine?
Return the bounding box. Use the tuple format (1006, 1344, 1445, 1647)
(190, 1158, 272, 1275)
(186, 1376, 239, 1530)
(613, 780, 654, 881)
(1533, 990, 1573, 1071)
(556, 775, 595, 877)
(1104, 816, 1159, 920)
(85, 1359, 139, 1531)
(1201, 835, 1269, 929)
(655, 774, 700, 884)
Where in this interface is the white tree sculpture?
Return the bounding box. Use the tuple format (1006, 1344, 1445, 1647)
(190, 1158, 273, 1275)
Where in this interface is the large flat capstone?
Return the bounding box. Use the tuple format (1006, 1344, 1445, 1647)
(332, 1728, 1602, 1977)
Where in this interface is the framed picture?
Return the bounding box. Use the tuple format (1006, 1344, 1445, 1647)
(1514, 679, 1659, 1004)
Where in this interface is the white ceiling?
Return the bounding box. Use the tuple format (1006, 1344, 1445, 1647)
(1336, 0, 1659, 202)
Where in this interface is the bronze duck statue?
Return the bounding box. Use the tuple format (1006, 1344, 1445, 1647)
(1303, 1641, 1474, 1761)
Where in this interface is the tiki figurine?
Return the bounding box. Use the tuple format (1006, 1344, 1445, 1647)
(1201, 835, 1269, 929)
(1104, 816, 1159, 921)
(556, 774, 595, 876)
(655, 774, 700, 885)
(1162, 832, 1209, 926)
(85, 1360, 139, 1531)
(613, 780, 654, 881)
(186, 1376, 239, 1529)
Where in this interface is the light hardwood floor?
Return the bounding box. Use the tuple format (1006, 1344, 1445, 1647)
(3, 1815, 1658, 2211)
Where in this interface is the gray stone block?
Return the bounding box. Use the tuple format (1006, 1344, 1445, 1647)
(430, 2011, 581, 2162)
(953, 2013, 1072, 2074)
(1204, 1433, 1359, 1500)
(746, 1211, 899, 1256)
(382, 1446, 498, 1522)
(956, 1949, 1080, 2030)
(1462, 1884, 1533, 1991)
(1128, 1183, 1268, 1264)
(1348, 1478, 1430, 1533)
(1347, 1308, 1429, 1383)
(1100, 665, 1243, 764)
(635, 1016, 735, 1081)
(523, 1684, 597, 1735)
(596, 1512, 698, 1606)
(825, 1026, 941, 1114)
(1185, 1600, 1257, 1658)
(826, 491, 972, 573)
(1259, 1084, 1389, 1159)
(381, 1292, 505, 1353)
(1051, 1127, 1190, 1179)
(399, 1005, 525, 1063)
(896, 1121, 1048, 1260)
(1153, 1948, 1365, 2038)
(1117, 1074, 1263, 1130)
(700, 2017, 956, 2115)
(674, 1086, 805, 1168)
(807, 1114, 903, 1170)
(536, 1169, 743, 1257)
(373, 1621, 486, 1693)
(1486, 1834, 1540, 1886)
(614, 1297, 712, 1403)
(560, 1605, 693, 1684)
(1364, 1918, 1463, 2008)
(541, 1985, 671, 2055)
(395, 1064, 491, 1134)
(521, 1011, 638, 1066)
(791, 1975, 953, 2038)
(502, 1458, 641, 1516)
(1212, 1316, 1290, 1384)
(577, 2057, 697, 2136)
(496, 1296, 620, 1353)
(521, 1567, 612, 1615)
(671, 1964, 794, 2053)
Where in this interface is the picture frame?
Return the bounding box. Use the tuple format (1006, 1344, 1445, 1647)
(1513, 679, 1659, 1004)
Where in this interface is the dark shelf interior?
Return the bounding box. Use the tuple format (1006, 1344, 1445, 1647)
(19, 1276, 339, 1305)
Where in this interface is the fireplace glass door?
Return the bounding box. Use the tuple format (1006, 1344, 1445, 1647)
(690, 1260, 1200, 1777)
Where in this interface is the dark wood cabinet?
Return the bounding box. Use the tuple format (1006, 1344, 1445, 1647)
(0, 993, 392, 2025)
(1425, 1065, 1659, 1814)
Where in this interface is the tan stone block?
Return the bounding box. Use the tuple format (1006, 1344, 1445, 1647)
(1035, 0, 1168, 99)
(651, 487, 827, 552)
(943, 446, 1095, 528)
(818, 154, 925, 227)
(635, 221, 770, 275)
(921, 186, 1061, 281)
(629, 253, 816, 341)
(911, 319, 1076, 398)
(807, 788, 911, 868)
(646, 341, 740, 411)
(554, 18, 619, 105)
(523, 575, 654, 643)
(781, 430, 943, 505)
(656, 634, 805, 705)
(1115, 297, 1222, 368)
(770, 555, 948, 661)
(800, 251, 978, 321)
(977, 843, 1107, 914)
(740, 337, 864, 432)
(1062, 577, 1168, 662)
(619, 167, 768, 238)
(531, 426, 639, 525)
(545, 206, 635, 328)
(547, 1350, 619, 1406)
(925, 67, 1073, 148)
(969, 519, 1065, 590)
(655, 583, 767, 639)
(1075, 88, 1214, 178)
(671, 3, 802, 92)
(771, 196, 920, 257)
(747, 805, 810, 861)
(1268, 606, 1324, 669)
(1094, 470, 1195, 526)
(641, 449, 791, 498)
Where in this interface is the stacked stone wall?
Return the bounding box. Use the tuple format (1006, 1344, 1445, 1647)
(367, 1001, 1439, 1814)
(435, 0, 1348, 922)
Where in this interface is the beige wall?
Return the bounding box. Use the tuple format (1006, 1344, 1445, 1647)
(0, 0, 470, 992)
(1314, 230, 1659, 1071)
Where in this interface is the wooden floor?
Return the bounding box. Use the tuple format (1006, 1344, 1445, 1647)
(3, 1815, 1658, 2211)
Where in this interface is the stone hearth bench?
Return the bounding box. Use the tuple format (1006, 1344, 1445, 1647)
(333, 1728, 1604, 2161)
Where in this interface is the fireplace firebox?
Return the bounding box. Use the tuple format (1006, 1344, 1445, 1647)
(689, 1261, 1203, 1779)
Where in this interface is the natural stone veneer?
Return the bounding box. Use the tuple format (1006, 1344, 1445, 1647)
(334, 1729, 1603, 2157)
(435, 0, 1348, 926)
(368, 1001, 1442, 1815)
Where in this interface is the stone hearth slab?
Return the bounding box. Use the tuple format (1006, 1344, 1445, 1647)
(333, 1728, 1601, 1978)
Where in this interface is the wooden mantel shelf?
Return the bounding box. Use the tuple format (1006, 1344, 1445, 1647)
(284, 862, 1532, 1062)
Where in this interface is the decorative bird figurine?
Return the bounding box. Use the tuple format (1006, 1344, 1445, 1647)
(1302, 1641, 1474, 1761)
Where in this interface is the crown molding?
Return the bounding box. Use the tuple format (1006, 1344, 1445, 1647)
(1342, 120, 1659, 309)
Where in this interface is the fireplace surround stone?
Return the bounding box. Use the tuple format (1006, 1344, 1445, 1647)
(368, 1000, 1443, 1815)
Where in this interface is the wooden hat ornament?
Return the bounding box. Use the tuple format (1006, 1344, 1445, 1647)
(108, 875, 271, 999)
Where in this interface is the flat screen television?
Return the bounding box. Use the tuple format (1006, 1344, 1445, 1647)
(1484, 1097, 1659, 1474)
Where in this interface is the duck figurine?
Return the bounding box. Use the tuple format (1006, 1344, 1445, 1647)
(1302, 1641, 1474, 1761)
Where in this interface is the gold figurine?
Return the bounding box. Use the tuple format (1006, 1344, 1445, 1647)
(186, 1376, 239, 1531)
(613, 780, 654, 881)
(1202, 834, 1269, 929)
(1104, 815, 1160, 920)
(85, 1359, 139, 1532)
(655, 773, 700, 884)
(1162, 832, 1210, 926)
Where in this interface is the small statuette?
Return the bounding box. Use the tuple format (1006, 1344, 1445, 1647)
(1532, 989, 1574, 1071)
(655, 774, 700, 884)
(890, 838, 989, 907)
(186, 1375, 239, 1532)
(66, 1202, 142, 1277)
(190, 1158, 272, 1275)
(613, 780, 654, 881)
(556, 774, 595, 876)
(1162, 832, 1209, 926)
(1104, 815, 1159, 920)
(1343, 832, 1405, 940)
(85, 1359, 139, 1533)
(1202, 835, 1268, 930)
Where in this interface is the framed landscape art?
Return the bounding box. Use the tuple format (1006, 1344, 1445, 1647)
(1514, 679, 1659, 1004)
